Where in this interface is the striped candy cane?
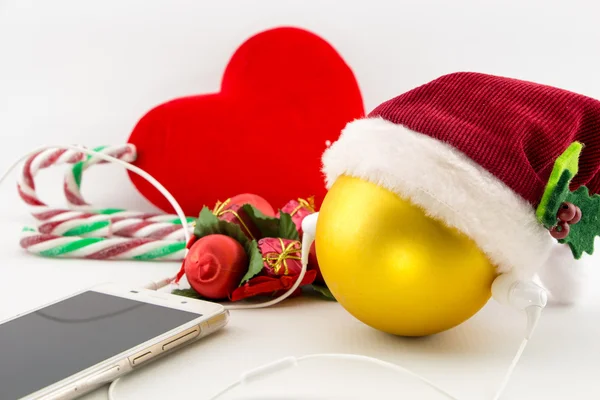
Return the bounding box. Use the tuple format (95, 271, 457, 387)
(61, 144, 192, 223)
(17, 144, 189, 223)
(20, 227, 186, 261)
(18, 145, 141, 221)
(63, 144, 136, 208)
(18, 148, 86, 219)
(38, 215, 194, 241)
(16, 144, 196, 260)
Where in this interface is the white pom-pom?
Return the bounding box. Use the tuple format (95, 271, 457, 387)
(537, 243, 589, 305)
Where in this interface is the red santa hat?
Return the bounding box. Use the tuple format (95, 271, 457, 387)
(322, 72, 600, 304)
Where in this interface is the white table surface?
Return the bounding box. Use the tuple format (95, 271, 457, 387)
(0, 169, 599, 400)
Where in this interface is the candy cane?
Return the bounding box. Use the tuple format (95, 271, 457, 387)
(17, 144, 187, 223)
(107, 218, 192, 241)
(38, 215, 113, 238)
(38, 215, 193, 241)
(61, 144, 192, 223)
(63, 144, 135, 208)
(18, 145, 138, 220)
(20, 227, 186, 261)
(18, 148, 86, 217)
(16, 145, 195, 261)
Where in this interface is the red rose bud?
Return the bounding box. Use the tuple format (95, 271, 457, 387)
(228, 193, 275, 217)
(183, 234, 248, 300)
(213, 201, 261, 240)
(278, 197, 316, 238)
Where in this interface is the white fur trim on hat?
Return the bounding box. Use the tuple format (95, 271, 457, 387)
(321, 117, 556, 278)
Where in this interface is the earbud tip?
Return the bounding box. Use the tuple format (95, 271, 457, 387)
(492, 274, 547, 309)
(491, 273, 515, 306)
(301, 212, 319, 239)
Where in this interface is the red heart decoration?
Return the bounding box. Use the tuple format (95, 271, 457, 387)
(127, 26, 364, 217)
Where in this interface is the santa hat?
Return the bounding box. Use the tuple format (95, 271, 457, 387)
(322, 72, 600, 304)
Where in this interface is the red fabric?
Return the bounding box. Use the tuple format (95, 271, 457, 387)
(230, 237, 318, 302)
(127, 27, 364, 217)
(370, 72, 600, 206)
(229, 270, 317, 302)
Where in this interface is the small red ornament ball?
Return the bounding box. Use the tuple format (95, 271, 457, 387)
(228, 193, 275, 217)
(184, 234, 248, 300)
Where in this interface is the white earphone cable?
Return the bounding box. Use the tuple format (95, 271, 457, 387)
(491, 337, 529, 400)
(205, 353, 461, 400)
(203, 344, 532, 400)
(107, 375, 122, 400)
(298, 354, 460, 400)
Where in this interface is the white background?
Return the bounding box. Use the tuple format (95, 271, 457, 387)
(1, 0, 600, 399)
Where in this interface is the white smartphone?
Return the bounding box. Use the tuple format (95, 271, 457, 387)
(0, 282, 229, 400)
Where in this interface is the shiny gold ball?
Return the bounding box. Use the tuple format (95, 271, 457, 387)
(315, 175, 497, 336)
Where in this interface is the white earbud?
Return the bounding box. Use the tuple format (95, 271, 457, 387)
(302, 212, 319, 239)
(301, 212, 319, 265)
(492, 273, 547, 339)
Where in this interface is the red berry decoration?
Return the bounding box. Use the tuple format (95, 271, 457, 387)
(557, 202, 577, 222)
(550, 221, 570, 240)
(569, 206, 582, 225)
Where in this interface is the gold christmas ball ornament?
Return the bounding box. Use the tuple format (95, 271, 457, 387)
(315, 175, 497, 337)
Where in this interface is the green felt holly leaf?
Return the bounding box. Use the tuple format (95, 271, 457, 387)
(536, 142, 582, 228)
(171, 288, 205, 300)
(193, 207, 264, 286)
(311, 284, 337, 301)
(535, 142, 600, 258)
(542, 169, 574, 228)
(558, 186, 600, 258)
